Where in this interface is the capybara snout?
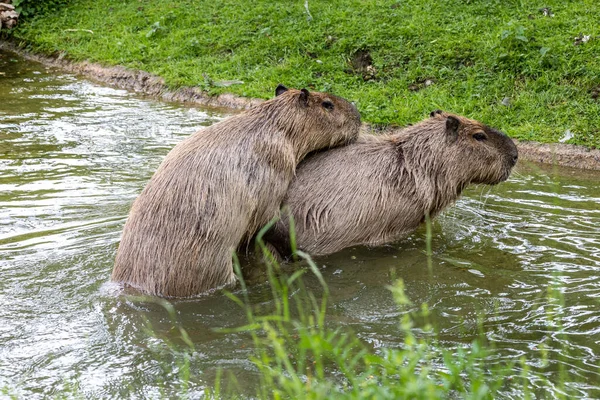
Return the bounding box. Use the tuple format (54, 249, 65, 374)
(429, 110, 518, 185)
(275, 84, 361, 151)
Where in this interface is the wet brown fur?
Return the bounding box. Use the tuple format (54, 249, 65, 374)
(267, 111, 518, 256)
(111, 87, 361, 297)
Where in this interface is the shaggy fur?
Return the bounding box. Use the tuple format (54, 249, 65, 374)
(267, 111, 518, 256)
(112, 87, 361, 297)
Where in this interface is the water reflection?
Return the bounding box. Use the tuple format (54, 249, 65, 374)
(1, 49, 600, 398)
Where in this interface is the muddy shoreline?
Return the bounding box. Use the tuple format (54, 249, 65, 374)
(2, 41, 599, 171)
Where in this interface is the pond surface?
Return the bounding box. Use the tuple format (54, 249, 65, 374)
(1, 50, 600, 399)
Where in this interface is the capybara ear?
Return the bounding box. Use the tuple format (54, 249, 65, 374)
(275, 84, 288, 97)
(430, 109, 444, 117)
(446, 115, 460, 143)
(299, 88, 310, 107)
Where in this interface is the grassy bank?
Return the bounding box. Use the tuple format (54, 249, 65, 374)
(8, 0, 600, 147)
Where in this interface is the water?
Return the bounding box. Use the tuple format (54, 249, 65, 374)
(1, 50, 600, 398)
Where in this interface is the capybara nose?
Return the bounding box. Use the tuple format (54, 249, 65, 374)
(510, 153, 518, 166)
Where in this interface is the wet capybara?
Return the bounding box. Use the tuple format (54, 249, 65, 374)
(112, 85, 361, 297)
(267, 110, 518, 256)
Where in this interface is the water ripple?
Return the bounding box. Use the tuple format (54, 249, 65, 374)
(2, 50, 600, 398)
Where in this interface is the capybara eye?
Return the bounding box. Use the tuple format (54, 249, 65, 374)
(322, 100, 335, 110)
(473, 132, 487, 142)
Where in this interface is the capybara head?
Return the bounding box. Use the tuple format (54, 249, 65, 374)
(424, 110, 518, 185)
(273, 84, 361, 151)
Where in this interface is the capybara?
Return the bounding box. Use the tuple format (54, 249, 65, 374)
(266, 110, 518, 256)
(112, 85, 361, 297)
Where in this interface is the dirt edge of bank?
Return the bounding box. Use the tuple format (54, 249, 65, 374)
(3, 41, 599, 171)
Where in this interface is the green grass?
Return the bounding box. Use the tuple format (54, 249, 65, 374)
(201, 223, 571, 399)
(1, 222, 580, 398)
(225, 253, 510, 399)
(8, 0, 600, 146)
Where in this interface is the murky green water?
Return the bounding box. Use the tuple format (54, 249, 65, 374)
(1, 50, 600, 398)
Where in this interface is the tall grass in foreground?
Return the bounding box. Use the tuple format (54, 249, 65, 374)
(215, 223, 516, 399)
(1, 219, 577, 398)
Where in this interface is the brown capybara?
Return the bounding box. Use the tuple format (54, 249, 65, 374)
(112, 85, 361, 297)
(266, 110, 518, 257)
